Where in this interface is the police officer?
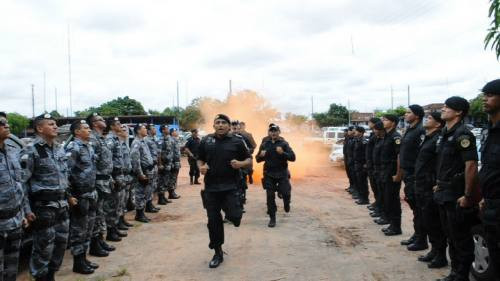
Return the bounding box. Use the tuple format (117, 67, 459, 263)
(0, 115, 32, 281)
(157, 125, 173, 205)
(118, 124, 134, 228)
(380, 114, 403, 236)
(66, 120, 99, 274)
(414, 112, 448, 268)
(197, 114, 252, 268)
(231, 121, 251, 210)
(478, 79, 500, 280)
(105, 117, 128, 239)
(185, 129, 201, 185)
(131, 124, 155, 223)
(239, 121, 257, 184)
(399, 105, 427, 250)
(145, 124, 161, 213)
(86, 113, 115, 256)
(372, 121, 389, 224)
(353, 126, 369, 205)
(256, 124, 296, 227)
(366, 118, 381, 212)
(21, 114, 71, 281)
(344, 126, 357, 197)
(167, 128, 181, 200)
(434, 96, 479, 281)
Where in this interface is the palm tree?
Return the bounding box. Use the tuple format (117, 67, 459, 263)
(485, 0, 500, 59)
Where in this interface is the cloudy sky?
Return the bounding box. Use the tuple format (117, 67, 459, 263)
(1, 0, 498, 117)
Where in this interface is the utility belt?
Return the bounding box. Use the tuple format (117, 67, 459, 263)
(96, 174, 111, 181)
(0, 205, 21, 220)
(31, 205, 69, 230)
(71, 185, 96, 197)
(30, 190, 66, 204)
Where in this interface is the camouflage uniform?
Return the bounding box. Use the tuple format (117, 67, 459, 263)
(20, 136, 70, 279)
(158, 135, 173, 193)
(120, 139, 133, 215)
(145, 135, 159, 201)
(89, 130, 113, 238)
(65, 138, 97, 257)
(105, 132, 125, 228)
(0, 142, 30, 281)
(130, 137, 154, 210)
(167, 136, 181, 192)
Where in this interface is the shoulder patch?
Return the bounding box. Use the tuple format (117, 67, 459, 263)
(460, 138, 471, 148)
(394, 138, 401, 145)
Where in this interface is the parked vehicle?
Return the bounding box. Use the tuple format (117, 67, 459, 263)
(329, 141, 344, 165)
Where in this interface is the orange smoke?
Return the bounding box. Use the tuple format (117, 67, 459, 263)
(199, 90, 330, 181)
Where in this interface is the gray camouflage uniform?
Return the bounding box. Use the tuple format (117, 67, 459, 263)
(20, 136, 70, 278)
(120, 139, 133, 215)
(65, 138, 97, 257)
(130, 137, 154, 210)
(106, 132, 125, 228)
(0, 142, 30, 281)
(157, 135, 173, 192)
(89, 130, 113, 238)
(145, 135, 159, 200)
(167, 136, 181, 192)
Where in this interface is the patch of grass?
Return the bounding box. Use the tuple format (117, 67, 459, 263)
(112, 267, 130, 277)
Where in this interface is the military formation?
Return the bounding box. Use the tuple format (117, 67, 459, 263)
(343, 79, 500, 281)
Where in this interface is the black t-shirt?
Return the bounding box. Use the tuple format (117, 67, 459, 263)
(353, 137, 366, 166)
(185, 136, 201, 157)
(380, 128, 402, 176)
(414, 130, 440, 193)
(479, 122, 500, 199)
(197, 133, 251, 192)
(372, 136, 384, 169)
(256, 138, 296, 178)
(365, 133, 376, 169)
(399, 122, 424, 171)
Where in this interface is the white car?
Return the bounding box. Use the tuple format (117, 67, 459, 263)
(329, 143, 344, 165)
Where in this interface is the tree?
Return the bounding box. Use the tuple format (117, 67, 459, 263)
(75, 96, 146, 117)
(180, 105, 203, 130)
(469, 94, 488, 124)
(7, 112, 29, 136)
(312, 103, 349, 127)
(375, 106, 407, 118)
(49, 110, 62, 118)
(485, 0, 500, 59)
(284, 113, 308, 127)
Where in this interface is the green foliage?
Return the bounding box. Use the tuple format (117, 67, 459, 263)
(312, 103, 349, 127)
(180, 105, 203, 130)
(75, 96, 146, 117)
(469, 94, 488, 124)
(284, 113, 308, 126)
(49, 110, 62, 118)
(485, 0, 500, 59)
(375, 106, 406, 118)
(7, 112, 30, 136)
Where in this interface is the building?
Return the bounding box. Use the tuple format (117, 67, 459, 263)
(350, 112, 375, 126)
(423, 103, 445, 114)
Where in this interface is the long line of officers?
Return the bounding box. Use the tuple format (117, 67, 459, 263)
(343, 79, 500, 281)
(0, 112, 182, 281)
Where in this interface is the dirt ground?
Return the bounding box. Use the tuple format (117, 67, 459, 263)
(18, 157, 451, 281)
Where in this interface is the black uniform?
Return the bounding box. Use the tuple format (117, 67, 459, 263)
(185, 136, 201, 182)
(435, 122, 479, 280)
(345, 136, 357, 196)
(366, 132, 378, 207)
(256, 137, 296, 215)
(198, 133, 251, 249)
(479, 121, 500, 279)
(380, 128, 402, 232)
(400, 122, 425, 241)
(353, 136, 369, 202)
(414, 130, 446, 259)
(372, 134, 385, 217)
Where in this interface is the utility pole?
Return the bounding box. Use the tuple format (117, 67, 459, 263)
(176, 80, 180, 109)
(228, 79, 232, 97)
(407, 85, 410, 106)
(67, 23, 73, 116)
(31, 84, 35, 118)
(348, 99, 351, 125)
(54, 87, 58, 113)
(43, 72, 47, 113)
(390, 85, 394, 110)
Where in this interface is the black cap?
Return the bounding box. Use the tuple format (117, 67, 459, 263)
(269, 124, 280, 131)
(445, 96, 469, 116)
(429, 112, 445, 127)
(369, 117, 380, 124)
(373, 121, 384, 130)
(34, 113, 55, 122)
(482, 79, 500, 95)
(409, 104, 424, 119)
(348, 126, 354, 130)
(214, 114, 230, 124)
(70, 119, 88, 134)
(355, 126, 365, 133)
(383, 114, 399, 123)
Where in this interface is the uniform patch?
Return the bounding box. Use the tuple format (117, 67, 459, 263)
(395, 138, 401, 145)
(460, 138, 471, 148)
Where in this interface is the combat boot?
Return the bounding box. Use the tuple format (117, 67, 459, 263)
(401, 233, 417, 245)
(106, 227, 122, 242)
(428, 250, 448, 269)
(374, 217, 390, 225)
(89, 237, 109, 257)
(194, 177, 201, 185)
(209, 246, 224, 268)
(158, 192, 168, 205)
(355, 199, 370, 205)
(117, 216, 129, 231)
(73, 254, 94, 274)
(84, 253, 99, 269)
(135, 209, 150, 223)
(384, 226, 402, 236)
(168, 190, 181, 199)
(436, 271, 456, 281)
(407, 236, 428, 251)
(284, 201, 291, 213)
(115, 227, 128, 237)
(99, 234, 116, 251)
(122, 216, 134, 227)
(418, 249, 436, 262)
(268, 214, 276, 228)
(145, 201, 160, 213)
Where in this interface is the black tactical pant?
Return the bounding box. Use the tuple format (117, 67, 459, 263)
(438, 201, 478, 279)
(355, 164, 369, 201)
(347, 163, 357, 195)
(368, 168, 379, 207)
(263, 176, 291, 215)
(403, 169, 422, 240)
(374, 169, 386, 218)
(205, 189, 242, 249)
(417, 192, 446, 254)
(483, 201, 500, 280)
(0, 227, 22, 281)
(188, 157, 200, 179)
(383, 176, 402, 229)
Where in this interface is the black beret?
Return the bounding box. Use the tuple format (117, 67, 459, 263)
(383, 114, 399, 123)
(482, 79, 500, 95)
(269, 124, 280, 131)
(369, 117, 380, 124)
(445, 96, 469, 116)
(429, 112, 445, 127)
(373, 121, 384, 130)
(348, 126, 355, 130)
(409, 104, 424, 119)
(214, 114, 230, 124)
(355, 126, 365, 133)
(34, 113, 55, 122)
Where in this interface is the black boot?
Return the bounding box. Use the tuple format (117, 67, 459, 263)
(436, 271, 456, 281)
(374, 217, 390, 225)
(418, 249, 437, 262)
(401, 233, 417, 245)
(384, 226, 402, 236)
(46, 270, 55, 281)
(190, 176, 194, 185)
(106, 227, 122, 242)
(145, 201, 159, 213)
(194, 177, 201, 185)
(135, 209, 150, 223)
(89, 237, 109, 257)
(73, 254, 94, 274)
(117, 216, 129, 230)
(355, 199, 370, 205)
(115, 227, 128, 237)
(407, 236, 428, 251)
(168, 190, 181, 199)
(268, 214, 276, 228)
(284, 201, 290, 213)
(122, 216, 133, 227)
(99, 234, 116, 251)
(209, 246, 224, 268)
(84, 253, 99, 269)
(428, 251, 448, 268)
(158, 192, 168, 205)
